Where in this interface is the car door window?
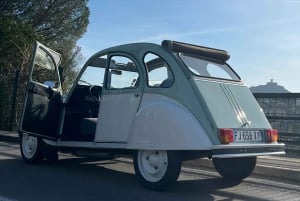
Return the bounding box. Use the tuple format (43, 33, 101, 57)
(31, 46, 60, 88)
(144, 53, 174, 88)
(106, 56, 139, 90)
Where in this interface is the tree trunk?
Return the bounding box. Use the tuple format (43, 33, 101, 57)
(9, 69, 19, 131)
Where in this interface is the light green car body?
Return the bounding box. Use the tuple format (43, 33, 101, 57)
(20, 40, 285, 159)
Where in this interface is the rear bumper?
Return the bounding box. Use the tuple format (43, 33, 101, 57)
(211, 143, 286, 158)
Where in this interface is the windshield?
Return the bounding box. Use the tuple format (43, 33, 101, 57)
(78, 66, 105, 86)
(179, 53, 240, 81)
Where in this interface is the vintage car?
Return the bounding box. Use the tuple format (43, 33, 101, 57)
(19, 40, 285, 190)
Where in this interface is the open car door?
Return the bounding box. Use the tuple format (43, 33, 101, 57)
(19, 41, 62, 140)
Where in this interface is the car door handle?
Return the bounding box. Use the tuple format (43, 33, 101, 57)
(134, 93, 140, 98)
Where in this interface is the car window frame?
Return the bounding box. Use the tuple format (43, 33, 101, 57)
(178, 52, 241, 82)
(143, 51, 175, 88)
(103, 53, 142, 92)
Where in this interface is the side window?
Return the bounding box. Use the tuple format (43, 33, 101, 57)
(78, 55, 107, 86)
(144, 53, 174, 88)
(106, 56, 139, 90)
(31, 46, 59, 88)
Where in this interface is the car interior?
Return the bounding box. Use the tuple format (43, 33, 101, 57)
(60, 58, 106, 141)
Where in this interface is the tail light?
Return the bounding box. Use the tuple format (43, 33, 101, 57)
(266, 129, 278, 143)
(219, 128, 234, 144)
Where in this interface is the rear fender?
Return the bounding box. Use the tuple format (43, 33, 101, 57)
(127, 94, 213, 150)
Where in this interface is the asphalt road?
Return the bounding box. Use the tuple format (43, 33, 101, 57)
(0, 141, 300, 201)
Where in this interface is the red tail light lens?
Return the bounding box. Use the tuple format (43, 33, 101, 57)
(266, 129, 278, 143)
(219, 128, 234, 144)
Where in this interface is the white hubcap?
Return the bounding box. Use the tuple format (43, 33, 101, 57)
(137, 150, 168, 182)
(22, 135, 38, 159)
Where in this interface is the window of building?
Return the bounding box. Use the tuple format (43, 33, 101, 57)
(282, 98, 289, 117)
(269, 98, 276, 116)
(295, 120, 300, 134)
(296, 98, 300, 115)
(280, 120, 288, 132)
(288, 98, 296, 116)
(288, 120, 295, 133)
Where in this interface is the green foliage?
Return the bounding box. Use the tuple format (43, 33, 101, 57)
(0, 0, 90, 130)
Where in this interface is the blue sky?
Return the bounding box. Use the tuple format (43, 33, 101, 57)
(77, 0, 300, 92)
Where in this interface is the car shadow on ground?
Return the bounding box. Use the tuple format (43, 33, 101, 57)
(0, 157, 268, 201)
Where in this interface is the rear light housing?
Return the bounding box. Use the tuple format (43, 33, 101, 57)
(266, 129, 278, 143)
(219, 128, 234, 144)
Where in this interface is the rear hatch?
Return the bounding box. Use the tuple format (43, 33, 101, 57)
(195, 79, 270, 128)
(164, 40, 277, 145)
(194, 78, 272, 144)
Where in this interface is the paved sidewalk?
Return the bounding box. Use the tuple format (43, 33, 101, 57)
(1, 130, 299, 182)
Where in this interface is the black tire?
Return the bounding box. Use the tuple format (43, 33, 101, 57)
(20, 134, 43, 163)
(133, 150, 182, 191)
(213, 157, 257, 180)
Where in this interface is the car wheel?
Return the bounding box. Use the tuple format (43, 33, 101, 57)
(133, 150, 182, 191)
(20, 134, 43, 163)
(212, 157, 256, 180)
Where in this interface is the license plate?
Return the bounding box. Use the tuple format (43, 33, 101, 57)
(234, 130, 263, 142)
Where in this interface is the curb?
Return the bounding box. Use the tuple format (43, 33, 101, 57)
(254, 164, 300, 182)
(184, 158, 300, 183)
(0, 133, 19, 143)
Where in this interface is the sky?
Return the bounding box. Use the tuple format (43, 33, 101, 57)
(77, 0, 300, 92)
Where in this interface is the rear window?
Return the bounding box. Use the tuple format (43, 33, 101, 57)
(179, 53, 240, 81)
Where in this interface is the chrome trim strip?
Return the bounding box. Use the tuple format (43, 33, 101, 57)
(226, 84, 250, 127)
(55, 141, 126, 149)
(221, 84, 244, 125)
(211, 143, 285, 149)
(212, 151, 286, 158)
